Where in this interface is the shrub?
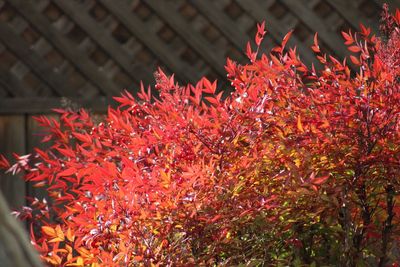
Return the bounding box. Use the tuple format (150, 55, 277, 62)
(1, 5, 399, 267)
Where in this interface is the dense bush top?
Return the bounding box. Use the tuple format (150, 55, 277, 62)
(1, 5, 399, 267)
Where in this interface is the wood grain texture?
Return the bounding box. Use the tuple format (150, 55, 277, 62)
(0, 97, 113, 114)
(0, 115, 26, 210)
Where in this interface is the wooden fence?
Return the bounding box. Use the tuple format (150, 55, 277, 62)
(0, 0, 397, 208)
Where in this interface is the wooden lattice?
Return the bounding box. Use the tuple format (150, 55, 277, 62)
(0, 0, 396, 113)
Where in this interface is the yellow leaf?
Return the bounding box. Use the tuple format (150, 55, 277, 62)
(76, 247, 93, 259)
(66, 257, 84, 267)
(153, 229, 160, 235)
(48, 237, 64, 243)
(294, 158, 301, 168)
(226, 231, 231, 239)
(66, 245, 73, 261)
(66, 227, 75, 242)
(110, 224, 117, 233)
(44, 255, 62, 266)
(55, 225, 65, 241)
(160, 170, 170, 189)
(65, 244, 72, 253)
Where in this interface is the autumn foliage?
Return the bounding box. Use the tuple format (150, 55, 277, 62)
(1, 5, 399, 267)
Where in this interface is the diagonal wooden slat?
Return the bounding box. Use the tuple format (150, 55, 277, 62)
(99, 0, 200, 83)
(281, 0, 349, 59)
(328, 0, 380, 34)
(235, 0, 316, 66)
(189, 0, 247, 52)
(0, 86, 8, 97)
(0, 23, 76, 97)
(53, 0, 154, 86)
(0, 97, 113, 114)
(8, 0, 121, 96)
(0, 65, 35, 97)
(144, 0, 227, 78)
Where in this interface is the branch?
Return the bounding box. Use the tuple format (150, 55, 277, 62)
(378, 184, 395, 267)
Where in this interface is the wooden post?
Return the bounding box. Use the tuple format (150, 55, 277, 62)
(0, 115, 26, 210)
(0, 190, 43, 267)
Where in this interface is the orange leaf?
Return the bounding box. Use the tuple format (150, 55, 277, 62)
(42, 226, 56, 237)
(47, 225, 64, 243)
(348, 45, 361, 53)
(160, 170, 170, 189)
(66, 227, 75, 242)
(55, 225, 64, 240)
(76, 247, 93, 259)
(297, 115, 304, 133)
(44, 254, 62, 265)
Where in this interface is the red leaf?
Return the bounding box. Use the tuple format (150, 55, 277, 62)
(311, 175, 329, 185)
(396, 9, 400, 24)
(55, 147, 76, 158)
(52, 108, 66, 114)
(312, 33, 320, 53)
(57, 167, 77, 178)
(246, 42, 255, 61)
(210, 214, 221, 223)
(359, 24, 370, 36)
(257, 21, 266, 36)
(341, 31, 354, 45)
(350, 55, 361, 65)
(204, 96, 219, 106)
(255, 22, 266, 46)
(72, 132, 92, 143)
(0, 154, 10, 169)
(203, 78, 217, 94)
(281, 30, 293, 52)
(255, 34, 263, 46)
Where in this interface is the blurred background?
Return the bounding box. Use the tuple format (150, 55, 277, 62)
(0, 0, 397, 208)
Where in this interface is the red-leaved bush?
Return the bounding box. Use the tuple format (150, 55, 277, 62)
(1, 5, 399, 267)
